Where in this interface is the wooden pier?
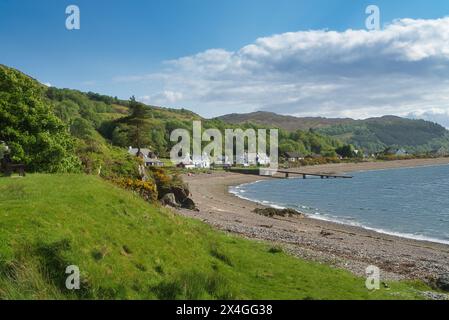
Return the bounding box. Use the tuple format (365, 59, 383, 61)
(265, 169, 352, 179)
(230, 168, 353, 179)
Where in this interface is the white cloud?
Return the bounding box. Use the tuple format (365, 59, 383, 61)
(116, 17, 449, 122)
(408, 109, 449, 129)
(139, 90, 183, 106)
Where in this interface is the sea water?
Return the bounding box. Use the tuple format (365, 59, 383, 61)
(230, 164, 449, 244)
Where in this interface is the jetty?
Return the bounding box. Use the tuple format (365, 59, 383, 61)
(228, 168, 353, 179)
(277, 170, 352, 179)
(256, 168, 353, 179)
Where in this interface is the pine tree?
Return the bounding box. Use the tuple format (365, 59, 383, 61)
(127, 96, 148, 153)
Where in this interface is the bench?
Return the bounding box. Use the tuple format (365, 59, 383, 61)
(0, 161, 26, 177)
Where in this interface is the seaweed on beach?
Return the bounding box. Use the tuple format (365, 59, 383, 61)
(253, 207, 302, 218)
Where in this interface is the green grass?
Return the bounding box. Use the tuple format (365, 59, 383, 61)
(0, 174, 434, 300)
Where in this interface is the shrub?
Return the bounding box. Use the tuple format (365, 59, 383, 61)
(149, 167, 190, 201)
(112, 178, 158, 203)
(268, 246, 284, 254)
(149, 167, 172, 194)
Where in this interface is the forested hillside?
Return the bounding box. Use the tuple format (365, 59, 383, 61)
(46, 87, 344, 159)
(218, 111, 352, 131)
(318, 116, 449, 154)
(218, 112, 449, 154)
(0, 65, 345, 169)
(5, 63, 447, 166)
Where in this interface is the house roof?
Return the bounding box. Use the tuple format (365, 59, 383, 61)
(308, 153, 322, 158)
(284, 152, 303, 158)
(128, 147, 153, 156)
(128, 147, 160, 164)
(385, 148, 407, 155)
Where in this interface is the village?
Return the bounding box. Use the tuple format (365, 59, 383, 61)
(125, 143, 435, 171)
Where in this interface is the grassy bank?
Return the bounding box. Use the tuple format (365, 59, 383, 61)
(0, 174, 434, 299)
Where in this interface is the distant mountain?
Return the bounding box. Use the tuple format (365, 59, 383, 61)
(217, 111, 353, 131)
(217, 112, 449, 154)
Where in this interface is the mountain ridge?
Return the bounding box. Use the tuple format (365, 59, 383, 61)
(216, 112, 449, 154)
(217, 111, 354, 131)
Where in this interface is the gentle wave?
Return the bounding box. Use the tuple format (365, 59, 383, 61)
(229, 177, 449, 246)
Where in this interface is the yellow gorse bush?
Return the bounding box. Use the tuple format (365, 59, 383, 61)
(113, 178, 158, 202)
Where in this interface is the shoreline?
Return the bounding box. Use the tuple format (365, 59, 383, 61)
(229, 177, 449, 247)
(177, 158, 449, 282)
(230, 185, 449, 246)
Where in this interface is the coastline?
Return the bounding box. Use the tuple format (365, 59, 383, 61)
(177, 158, 449, 282)
(229, 174, 449, 246)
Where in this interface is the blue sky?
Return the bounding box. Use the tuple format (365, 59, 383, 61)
(1, 0, 449, 122)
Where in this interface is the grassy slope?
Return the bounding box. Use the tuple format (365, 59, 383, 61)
(0, 175, 432, 300)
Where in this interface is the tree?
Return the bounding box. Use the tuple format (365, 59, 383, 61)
(0, 65, 81, 172)
(336, 145, 355, 158)
(127, 96, 148, 152)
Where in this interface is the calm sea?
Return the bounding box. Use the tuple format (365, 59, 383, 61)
(230, 164, 449, 244)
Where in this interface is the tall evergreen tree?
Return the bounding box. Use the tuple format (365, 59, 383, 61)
(127, 96, 148, 153)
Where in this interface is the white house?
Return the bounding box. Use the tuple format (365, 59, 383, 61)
(256, 153, 271, 166)
(128, 147, 164, 167)
(176, 153, 210, 169)
(284, 152, 304, 162)
(239, 152, 257, 166)
(193, 153, 211, 169)
(395, 148, 408, 156)
(234, 152, 270, 166)
(214, 155, 232, 166)
(176, 153, 196, 169)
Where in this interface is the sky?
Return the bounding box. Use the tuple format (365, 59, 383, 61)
(1, 0, 449, 125)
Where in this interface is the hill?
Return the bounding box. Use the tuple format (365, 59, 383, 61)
(45, 89, 345, 159)
(0, 64, 207, 175)
(3, 63, 449, 162)
(218, 111, 352, 131)
(1, 64, 347, 163)
(217, 112, 449, 154)
(319, 116, 449, 154)
(0, 174, 433, 299)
